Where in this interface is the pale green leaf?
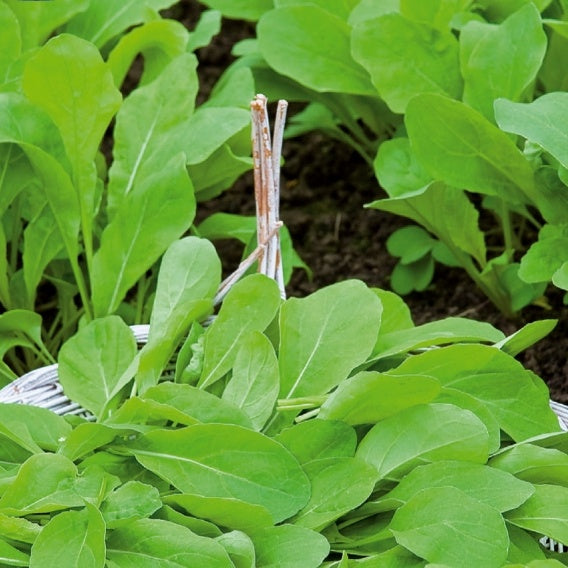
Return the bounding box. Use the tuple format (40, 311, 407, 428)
(400, 0, 473, 30)
(352, 13, 462, 113)
(495, 319, 558, 357)
(0, 538, 29, 567)
(101, 481, 161, 529)
(390, 486, 509, 567)
(126, 423, 310, 523)
(199, 0, 273, 20)
(258, 6, 375, 95)
(356, 403, 489, 481)
(29, 505, 105, 568)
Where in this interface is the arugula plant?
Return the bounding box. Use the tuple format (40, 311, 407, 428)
(0, 236, 565, 567)
(0, 0, 269, 382)
(205, 0, 568, 317)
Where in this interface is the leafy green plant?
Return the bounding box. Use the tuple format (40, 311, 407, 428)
(204, 0, 568, 317)
(0, 1, 270, 380)
(0, 236, 564, 567)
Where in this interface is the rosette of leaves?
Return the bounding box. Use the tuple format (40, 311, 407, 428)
(0, 236, 565, 567)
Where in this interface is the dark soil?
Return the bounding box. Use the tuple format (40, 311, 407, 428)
(177, 2, 568, 403)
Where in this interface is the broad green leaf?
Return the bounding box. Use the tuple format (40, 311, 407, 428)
(490, 443, 568, 486)
(164, 493, 274, 533)
(507, 525, 547, 564)
(222, 332, 279, 430)
(278, 280, 382, 399)
(126, 423, 310, 523)
(58, 316, 137, 417)
(356, 403, 489, 481)
(390, 255, 434, 294)
(460, 3, 546, 120)
(375, 137, 432, 197)
(203, 66, 255, 110)
(368, 182, 487, 267)
(276, 419, 357, 465)
(292, 457, 378, 531)
(92, 153, 196, 317)
(479, 0, 553, 22)
(23, 34, 121, 252)
(386, 226, 435, 263)
(199, 274, 282, 390)
(348, 0, 400, 25)
(0, 3, 20, 80)
(252, 525, 330, 568)
(107, 19, 189, 88)
(101, 481, 161, 528)
(0, 513, 41, 544)
(0, 310, 48, 357)
(216, 531, 255, 568)
(58, 422, 131, 461)
(352, 13, 462, 113)
(275, 0, 359, 19)
(74, 465, 122, 506)
(106, 518, 233, 567)
(0, 403, 71, 454)
(372, 289, 414, 334)
(142, 383, 253, 428)
(135, 237, 221, 391)
(495, 93, 568, 170)
(29, 505, 105, 568)
(495, 319, 557, 356)
(390, 486, 509, 567)
(64, 0, 178, 48)
(518, 224, 568, 286)
(197, 213, 256, 244)
(107, 53, 198, 215)
(187, 10, 222, 52)
(405, 94, 536, 204)
(372, 316, 503, 360)
(5, 0, 89, 49)
(388, 344, 562, 440)
(200, 0, 273, 20)
(258, 6, 375, 95)
(400, 0, 473, 30)
(157, 505, 223, 538)
(506, 484, 568, 544)
(319, 372, 441, 425)
(0, 538, 29, 567)
(376, 461, 534, 513)
(0, 453, 81, 515)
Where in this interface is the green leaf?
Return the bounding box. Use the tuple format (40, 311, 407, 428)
(292, 457, 378, 530)
(187, 10, 222, 52)
(0, 453, 81, 515)
(23, 34, 121, 248)
(126, 423, 310, 523)
(106, 518, 233, 567)
(389, 344, 561, 440)
(107, 19, 189, 88)
(460, 3, 546, 120)
(377, 461, 534, 513)
(252, 525, 330, 568)
(101, 481, 161, 528)
(142, 383, 253, 428)
(5, 0, 89, 49)
(490, 443, 568, 486)
(135, 237, 221, 392)
(386, 226, 435, 263)
(405, 94, 536, 204)
(58, 422, 131, 461)
(390, 486, 509, 567)
(0, 403, 71, 454)
(319, 372, 441, 425)
(258, 6, 375, 95)
(372, 317, 504, 360)
(0, 538, 29, 567)
(479, 0, 553, 22)
(91, 152, 196, 317)
(64, 0, 179, 48)
(374, 137, 432, 198)
(495, 319, 557, 357)
(58, 316, 138, 417)
(276, 419, 357, 465)
(278, 280, 382, 399)
(164, 493, 274, 533)
(107, 53, 198, 215)
(352, 13, 462, 113)
(0, 310, 49, 357)
(215, 530, 255, 568)
(199, 274, 282, 390)
(400, 0, 473, 30)
(506, 484, 568, 545)
(372, 289, 414, 335)
(0, 3, 21, 81)
(368, 182, 487, 267)
(356, 403, 489, 481)
(390, 255, 434, 294)
(0, 513, 41, 544)
(222, 331, 280, 430)
(29, 504, 105, 568)
(199, 0, 273, 20)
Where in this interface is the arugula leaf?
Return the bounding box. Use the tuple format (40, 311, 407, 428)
(100, 481, 161, 529)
